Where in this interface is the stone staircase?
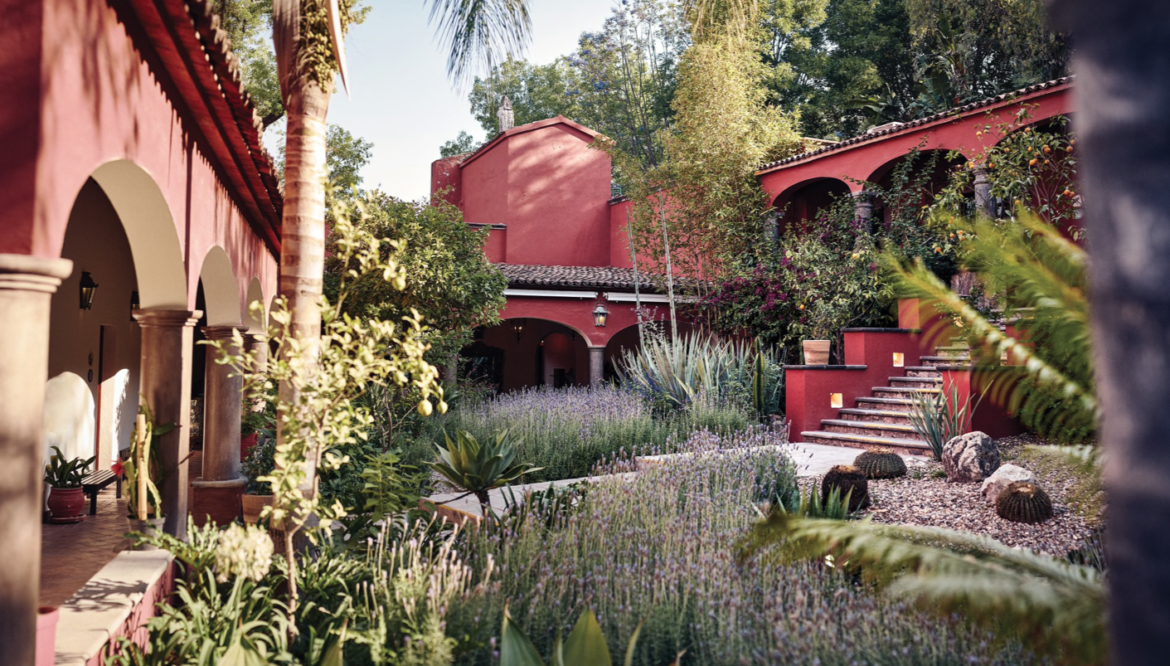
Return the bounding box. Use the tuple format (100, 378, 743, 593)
(800, 345, 971, 456)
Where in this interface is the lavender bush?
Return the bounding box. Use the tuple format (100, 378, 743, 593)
(448, 430, 1035, 666)
(416, 385, 752, 482)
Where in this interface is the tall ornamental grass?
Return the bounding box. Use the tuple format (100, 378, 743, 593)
(448, 429, 1034, 666)
(417, 385, 751, 482)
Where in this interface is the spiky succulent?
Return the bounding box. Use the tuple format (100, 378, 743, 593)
(822, 465, 870, 511)
(996, 481, 1054, 524)
(853, 449, 907, 479)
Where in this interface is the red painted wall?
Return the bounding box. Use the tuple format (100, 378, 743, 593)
(2, 0, 278, 310)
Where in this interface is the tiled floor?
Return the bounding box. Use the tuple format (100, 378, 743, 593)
(40, 487, 133, 608)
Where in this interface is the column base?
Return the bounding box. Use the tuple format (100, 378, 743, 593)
(190, 477, 246, 527)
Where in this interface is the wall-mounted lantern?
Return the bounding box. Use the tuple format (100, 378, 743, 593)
(593, 301, 609, 327)
(512, 319, 526, 341)
(830, 393, 843, 409)
(130, 291, 140, 321)
(892, 352, 905, 368)
(79, 271, 98, 310)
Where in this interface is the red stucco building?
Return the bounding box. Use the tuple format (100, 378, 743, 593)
(2, 0, 281, 660)
(432, 116, 682, 392)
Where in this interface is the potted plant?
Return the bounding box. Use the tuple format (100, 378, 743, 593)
(121, 402, 173, 541)
(44, 447, 95, 523)
(240, 400, 270, 463)
(241, 432, 276, 526)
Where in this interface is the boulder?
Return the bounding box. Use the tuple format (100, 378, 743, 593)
(941, 432, 1000, 482)
(980, 464, 1037, 504)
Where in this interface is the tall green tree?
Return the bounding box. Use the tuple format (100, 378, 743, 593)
(270, 0, 531, 501)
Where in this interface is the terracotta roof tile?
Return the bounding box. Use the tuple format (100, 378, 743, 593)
(498, 264, 657, 291)
(757, 76, 1074, 174)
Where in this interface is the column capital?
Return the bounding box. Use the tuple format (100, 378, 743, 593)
(850, 190, 876, 201)
(201, 324, 247, 341)
(133, 308, 202, 328)
(0, 254, 73, 294)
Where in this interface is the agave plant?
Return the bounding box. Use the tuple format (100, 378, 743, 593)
(739, 513, 1106, 666)
(907, 384, 979, 460)
(430, 429, 542, 512)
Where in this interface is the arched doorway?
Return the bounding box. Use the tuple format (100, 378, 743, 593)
(469, 318, 590, 392)
(771, 178, 852, 234)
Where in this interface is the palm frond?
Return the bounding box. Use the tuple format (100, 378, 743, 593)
(739, 514, 1106, 665)
(427, 0, 532, 91)
(885, 212, 1098, 441)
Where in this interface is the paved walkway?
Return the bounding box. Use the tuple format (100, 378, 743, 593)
(424, 443, 930, 520)
(41, 487, 132, 608)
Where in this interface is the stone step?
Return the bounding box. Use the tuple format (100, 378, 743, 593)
(822, 419, 925, 441)
(800, 430, 933, 456)
(873, 386, 940, 398)
(888, 376, 942, 389)
(904, 366, 943, 378)
(856, 396, 915, 412)
(920, 354, 970, 367)
(838, 407, 913, 425)
(936, 345, 971, 355)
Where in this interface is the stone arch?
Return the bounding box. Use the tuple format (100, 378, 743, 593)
(770, 177, 852, 234)
(88, 160, 186, 309)
(197, 246, 241, 326)
(244, 278, 267, 332)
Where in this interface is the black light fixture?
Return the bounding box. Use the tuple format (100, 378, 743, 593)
(593, 301, 609, 327)
(512, 318, 526, 341)
(79, 271, 98, 310)
(130, 291, 140, 321)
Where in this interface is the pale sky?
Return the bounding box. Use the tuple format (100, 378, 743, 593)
(264, 0, 619, 202)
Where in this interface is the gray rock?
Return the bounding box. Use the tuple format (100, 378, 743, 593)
(942, 431, 1000, 482)
(981, 464, 1036, 504)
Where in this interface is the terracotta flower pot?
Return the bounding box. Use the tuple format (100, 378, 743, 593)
(802, 340, 831, 365)
(46, 487, 85, 524)
(36, 606, 59, 666)
(242, 494, 274, 526)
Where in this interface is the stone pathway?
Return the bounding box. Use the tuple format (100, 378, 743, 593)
(41, 487, 132, 608)
(423, 443, 930, 520)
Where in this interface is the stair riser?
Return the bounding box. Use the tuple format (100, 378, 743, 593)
(824, 423, 926, 441)
(873, 387, 939, 398)
(839, 412, 913, 425)
(855, 399, 913, 413)
(889, 378, 942, 389)
(905, 368, 942, 378)
(801, 434, 930, 457)
(921, 356, 970, 367)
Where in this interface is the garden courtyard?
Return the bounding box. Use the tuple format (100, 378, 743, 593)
(2, 0, 1167, 665)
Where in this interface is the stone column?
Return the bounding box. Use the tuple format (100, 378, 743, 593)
(0, 254, 72, 666)
(133, 308, 201, 538)
(192, 326, 247, 526)
(973, 167, 995, 218)
(852, 190, 875, 233)
(588, 347, 605, 387)
(244, 331, 268, 374)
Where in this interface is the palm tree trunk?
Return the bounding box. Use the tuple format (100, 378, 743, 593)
(1053, 1, 1170, 662)
(278, 77, 330, 498)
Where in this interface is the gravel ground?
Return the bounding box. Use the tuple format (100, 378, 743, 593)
(852, 436, 1100, 556)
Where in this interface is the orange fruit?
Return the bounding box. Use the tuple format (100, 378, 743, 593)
(1043, 145, 1051, 153)
(1029, 158, 1038, 166)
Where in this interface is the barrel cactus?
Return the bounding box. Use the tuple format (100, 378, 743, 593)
(995, 481, 1054, 524)
(853, 448, 907, 479)
(821, 465, 870, 511)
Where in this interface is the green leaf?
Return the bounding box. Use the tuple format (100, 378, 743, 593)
(500, 610, 547, 666)
(562, 608, 611, 666)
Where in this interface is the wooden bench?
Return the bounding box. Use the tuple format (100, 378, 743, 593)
(81, 470, 122, 515)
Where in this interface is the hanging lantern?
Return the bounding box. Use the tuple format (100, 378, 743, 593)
(130, 291, 140, 321)
(593, 301, 609, 327)
(512, 318, 526, 341)
(79, 272, 98, 310)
